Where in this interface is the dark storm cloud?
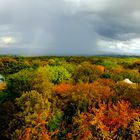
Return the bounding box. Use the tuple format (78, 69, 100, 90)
(0, 0, 140, 55)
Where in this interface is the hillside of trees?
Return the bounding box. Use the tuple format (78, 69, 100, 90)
(0, 56, 140, 140)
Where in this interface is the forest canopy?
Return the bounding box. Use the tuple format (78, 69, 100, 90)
(0, 56, 140, 140)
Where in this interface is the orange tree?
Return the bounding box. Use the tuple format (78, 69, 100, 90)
(73, 100, 139, 139)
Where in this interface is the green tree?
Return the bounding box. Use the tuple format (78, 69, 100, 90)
(46, 65, 71, 84)
(7, 67, 53, 99)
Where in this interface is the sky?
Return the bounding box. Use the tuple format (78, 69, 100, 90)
(0, 0, 140, 56)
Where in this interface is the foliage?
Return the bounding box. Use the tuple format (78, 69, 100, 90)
(114, 82, 140, 108)
(0, 57, 30, 76)
(0, 101, 15, 139)
(1, 56, 140, 139)
(54, 83, 73, 95)
(96, 59, 118, 69)
(8, 90, 52, 139)
(62, 63, 77, 78)
(73, 63, 102, 83)
(7, 69, 33, 99)
(31, 67, 53, 97)
(31, 59, 41, 69)
(47, 110, 63, 132)
(110, 68, 140, 83)
(101, 73, 111, 79)
(7, 67, 53, 99)
(74, 100, 139, 139)
(130, 117, 140, 139)
(0, 82, 6, 91)
(46, 65, 72, 84)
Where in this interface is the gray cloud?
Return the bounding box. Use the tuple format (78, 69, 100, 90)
(0, 0, 140, 55)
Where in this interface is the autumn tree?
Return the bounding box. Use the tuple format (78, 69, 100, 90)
(73, 62, 102, 83)
(74, 100, 139, 139)
(7, 90, 52, 140)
